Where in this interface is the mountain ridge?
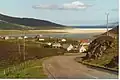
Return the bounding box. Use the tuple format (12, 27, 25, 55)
(0, 13, 65, 29)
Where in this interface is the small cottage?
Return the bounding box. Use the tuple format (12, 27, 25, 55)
(61, 39, 66, 42)
(39, 39, 45, 41)
(24, 36, 28, 39)
(67, 44, 74, 51)
(35, 34, 43, 38)
(4, 36, 9, 40)
(79, 46, 86, 53)
(43, 42, 52, 48)
(52, 43, 61, 48)
(46, 42, 52, 46)
(18, 36, 23, 40)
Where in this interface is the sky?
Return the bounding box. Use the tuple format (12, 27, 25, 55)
(0, 0, 119, 26)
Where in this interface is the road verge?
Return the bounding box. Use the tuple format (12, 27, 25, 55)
(75, 57, 118, 75)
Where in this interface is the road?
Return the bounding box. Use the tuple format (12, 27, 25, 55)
(42, 55, 118, 79)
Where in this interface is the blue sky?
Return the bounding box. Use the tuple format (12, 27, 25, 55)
(0, 0, 119, 26)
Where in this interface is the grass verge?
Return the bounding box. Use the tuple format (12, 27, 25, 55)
(0, 57, 49, 79)
(75, 57, 118, 73)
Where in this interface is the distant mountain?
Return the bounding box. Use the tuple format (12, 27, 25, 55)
(0, 13, 65, 29)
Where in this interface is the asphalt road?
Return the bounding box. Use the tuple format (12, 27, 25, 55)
(42, 55, 118, 79)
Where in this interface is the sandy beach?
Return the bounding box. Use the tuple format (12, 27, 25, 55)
(32, 28, 112, 34)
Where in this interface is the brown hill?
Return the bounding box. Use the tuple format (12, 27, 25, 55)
(0, 13, 65, 29)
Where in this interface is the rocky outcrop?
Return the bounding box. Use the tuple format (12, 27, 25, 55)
(81, 25, 119, 70)
(83, 36, 114, 60)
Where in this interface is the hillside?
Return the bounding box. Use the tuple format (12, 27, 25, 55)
(0, 21, 23, 30)
(81, 25, 119, 70)
(0, 13, 65, 29)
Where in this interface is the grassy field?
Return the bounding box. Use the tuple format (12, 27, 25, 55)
(0, 40, 64, 78)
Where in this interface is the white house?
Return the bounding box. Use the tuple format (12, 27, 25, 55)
(39, 39, 45, 41)
(79, 46, 86, 53)
(67, 44, 74, 51)
(46, 42, 52, 46)
(52, 43, 61, 48)
(4, 36, 9, 40)
(24, 36, 28, 39)
(61, 39, 66, 42)
(18, 36, 23, 40)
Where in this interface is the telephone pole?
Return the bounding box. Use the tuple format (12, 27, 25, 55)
(105, 12, 109, 36)
(23, 30, 26, 62)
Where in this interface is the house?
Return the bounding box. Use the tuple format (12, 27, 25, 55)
(61, 39, 66, 42)
(43, 42, 52, 48)
(80, 39, 90, 46)
(35, 34, 43, 38)
(24, 36, 28, 39)
(62, 44, 74, 51)
(46, 42, 52, 46)
(67, 44, 74, 51)
(4, 36, 9, 40)
(18, 36, 23, 40)
(79, 46, 86, 53)
(52, 43, 61, 48)
(39, 39, 45, 41)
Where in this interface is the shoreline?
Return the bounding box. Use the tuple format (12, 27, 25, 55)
(33, 28, 112, 34)
(0, 28, 112, 35)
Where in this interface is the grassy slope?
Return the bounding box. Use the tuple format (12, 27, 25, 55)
(0, 58, 47, 78)
(0, 22, 22, 30)
(0, 40, 64, 78)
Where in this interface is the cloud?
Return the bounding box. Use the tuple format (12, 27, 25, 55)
(32, 1, 92, 10)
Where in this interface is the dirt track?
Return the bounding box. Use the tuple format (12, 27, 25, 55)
(42, 55, 118, 79)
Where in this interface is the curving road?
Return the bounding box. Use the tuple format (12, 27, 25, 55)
(42, 55, 118, 79)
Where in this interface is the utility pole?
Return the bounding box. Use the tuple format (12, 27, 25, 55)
(106, 12, 109, 36)
(23, 29, 26, 62)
